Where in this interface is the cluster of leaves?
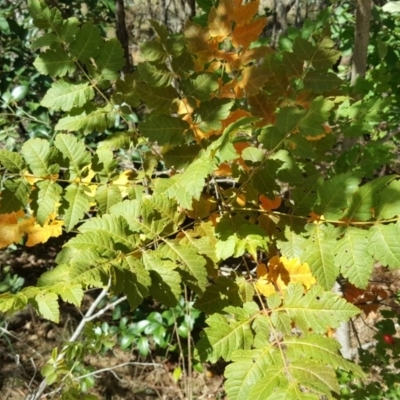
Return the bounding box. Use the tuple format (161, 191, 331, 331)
(1, 0, 400, 398)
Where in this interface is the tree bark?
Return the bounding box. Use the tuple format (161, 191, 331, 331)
(351, 0, 372, 85)
(115, 0, 132, 74)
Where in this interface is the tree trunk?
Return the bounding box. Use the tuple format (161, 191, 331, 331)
(115, 0, 132, 74)
(351, 0, 372, 85)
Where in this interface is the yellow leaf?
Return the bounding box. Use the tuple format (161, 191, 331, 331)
(25, 219, 64, 247)
(24, 171, 43, 185)
(255, 279, 276, 297)
(0, 211, 32, 248)
(279, 257, 316, 290)
(112, 170, 135, 197)
(236, 194, 246, 207)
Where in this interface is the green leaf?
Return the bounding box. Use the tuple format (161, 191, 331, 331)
(140, 40, 168, 63)
(95, 185, 122, 215)
(95, 38, 125, 81)
(55, 105, 116, 133)
(30, 33, 59, 50)
(277, 225, 307, 259)
(163, 145, 201, 169)
(60, 183, 91, 232)
(335, 227, 374, 289)
(304, 71, 343, 93)
(134, 82, 179, 114)
(139, 115, 189, 146)
(343, 176, 394, 221)
(56, 284, 84, 307)
(375, 179, 400, 220)
(155, 155, 214, 209)
(285, 335, 364, 376)
(41, 80, 95, 112)
(78, 214, 134, 249)
(298, 96, 334, 138)
(54, 133, 91, 179)
(0, 150, 25, 173)
(31, 180, 63, 225)
(316, 173, 362, 220)
(197, 98, 234, 132)
(28, 0, 63, 30)
(66, 231, 119, 256)
(163, 241, 208, 294)
(301, 224, 339, 290)
(33, 46, 75, 78)
(0, 179, 31, 213)
(368, 223, 400, 268)
(59, 17, 80, 41)
(110, 199, 170, 240)
(281, 283, 359, 334)
(225, 346, 281, 400)
(292, 37, 316, 62)
(144, 253, 181, 307)
(285, 134, 316, 158)
(118, 257, 151, 309)
(137, 62, 173, 87)
(194, 280, 241, 314)
(69, 21, 102, 62)
(241, 147, 265, 163)
(197, 304, 259, 363)
(258, 126, 286, 151)
(92, 146, 118, 177)
(312, 37, 341, 70)
(34, 291, 59, 323)
(252, 160, 281, 198)
(291, 174, 321, 216)
(275, 107, 305, 134)
(21, 138, 58, 177)
(182, 73, 219, 101)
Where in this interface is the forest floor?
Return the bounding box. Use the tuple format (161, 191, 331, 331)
(1, 239, 400, 399)
(0, 240, 225, 400)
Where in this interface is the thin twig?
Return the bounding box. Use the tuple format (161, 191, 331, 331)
(27, 286, 110, 400)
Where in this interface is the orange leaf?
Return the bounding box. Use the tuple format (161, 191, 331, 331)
(232, 17, 267, 49)
(240, 46, 275, 65)
(239, 65, 270, 95)
(221, 109, 251, 130)
(256, 263, 268, 278)
(234, 0, 260, 26)
(233, 141, 250, 155)
(187, 195, 217, 219)
(259, 195, 281, 211)
(214, 163, 232, 177)
(208, 0, 233, 39)
(248, 92, 276, 125)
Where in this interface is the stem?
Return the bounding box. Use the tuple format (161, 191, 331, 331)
(27, 286, 110, 400)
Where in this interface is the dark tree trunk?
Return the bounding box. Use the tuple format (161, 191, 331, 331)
(115, 0, 132, 74)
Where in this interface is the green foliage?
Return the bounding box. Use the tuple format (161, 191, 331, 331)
(1, 0, 400, 398)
